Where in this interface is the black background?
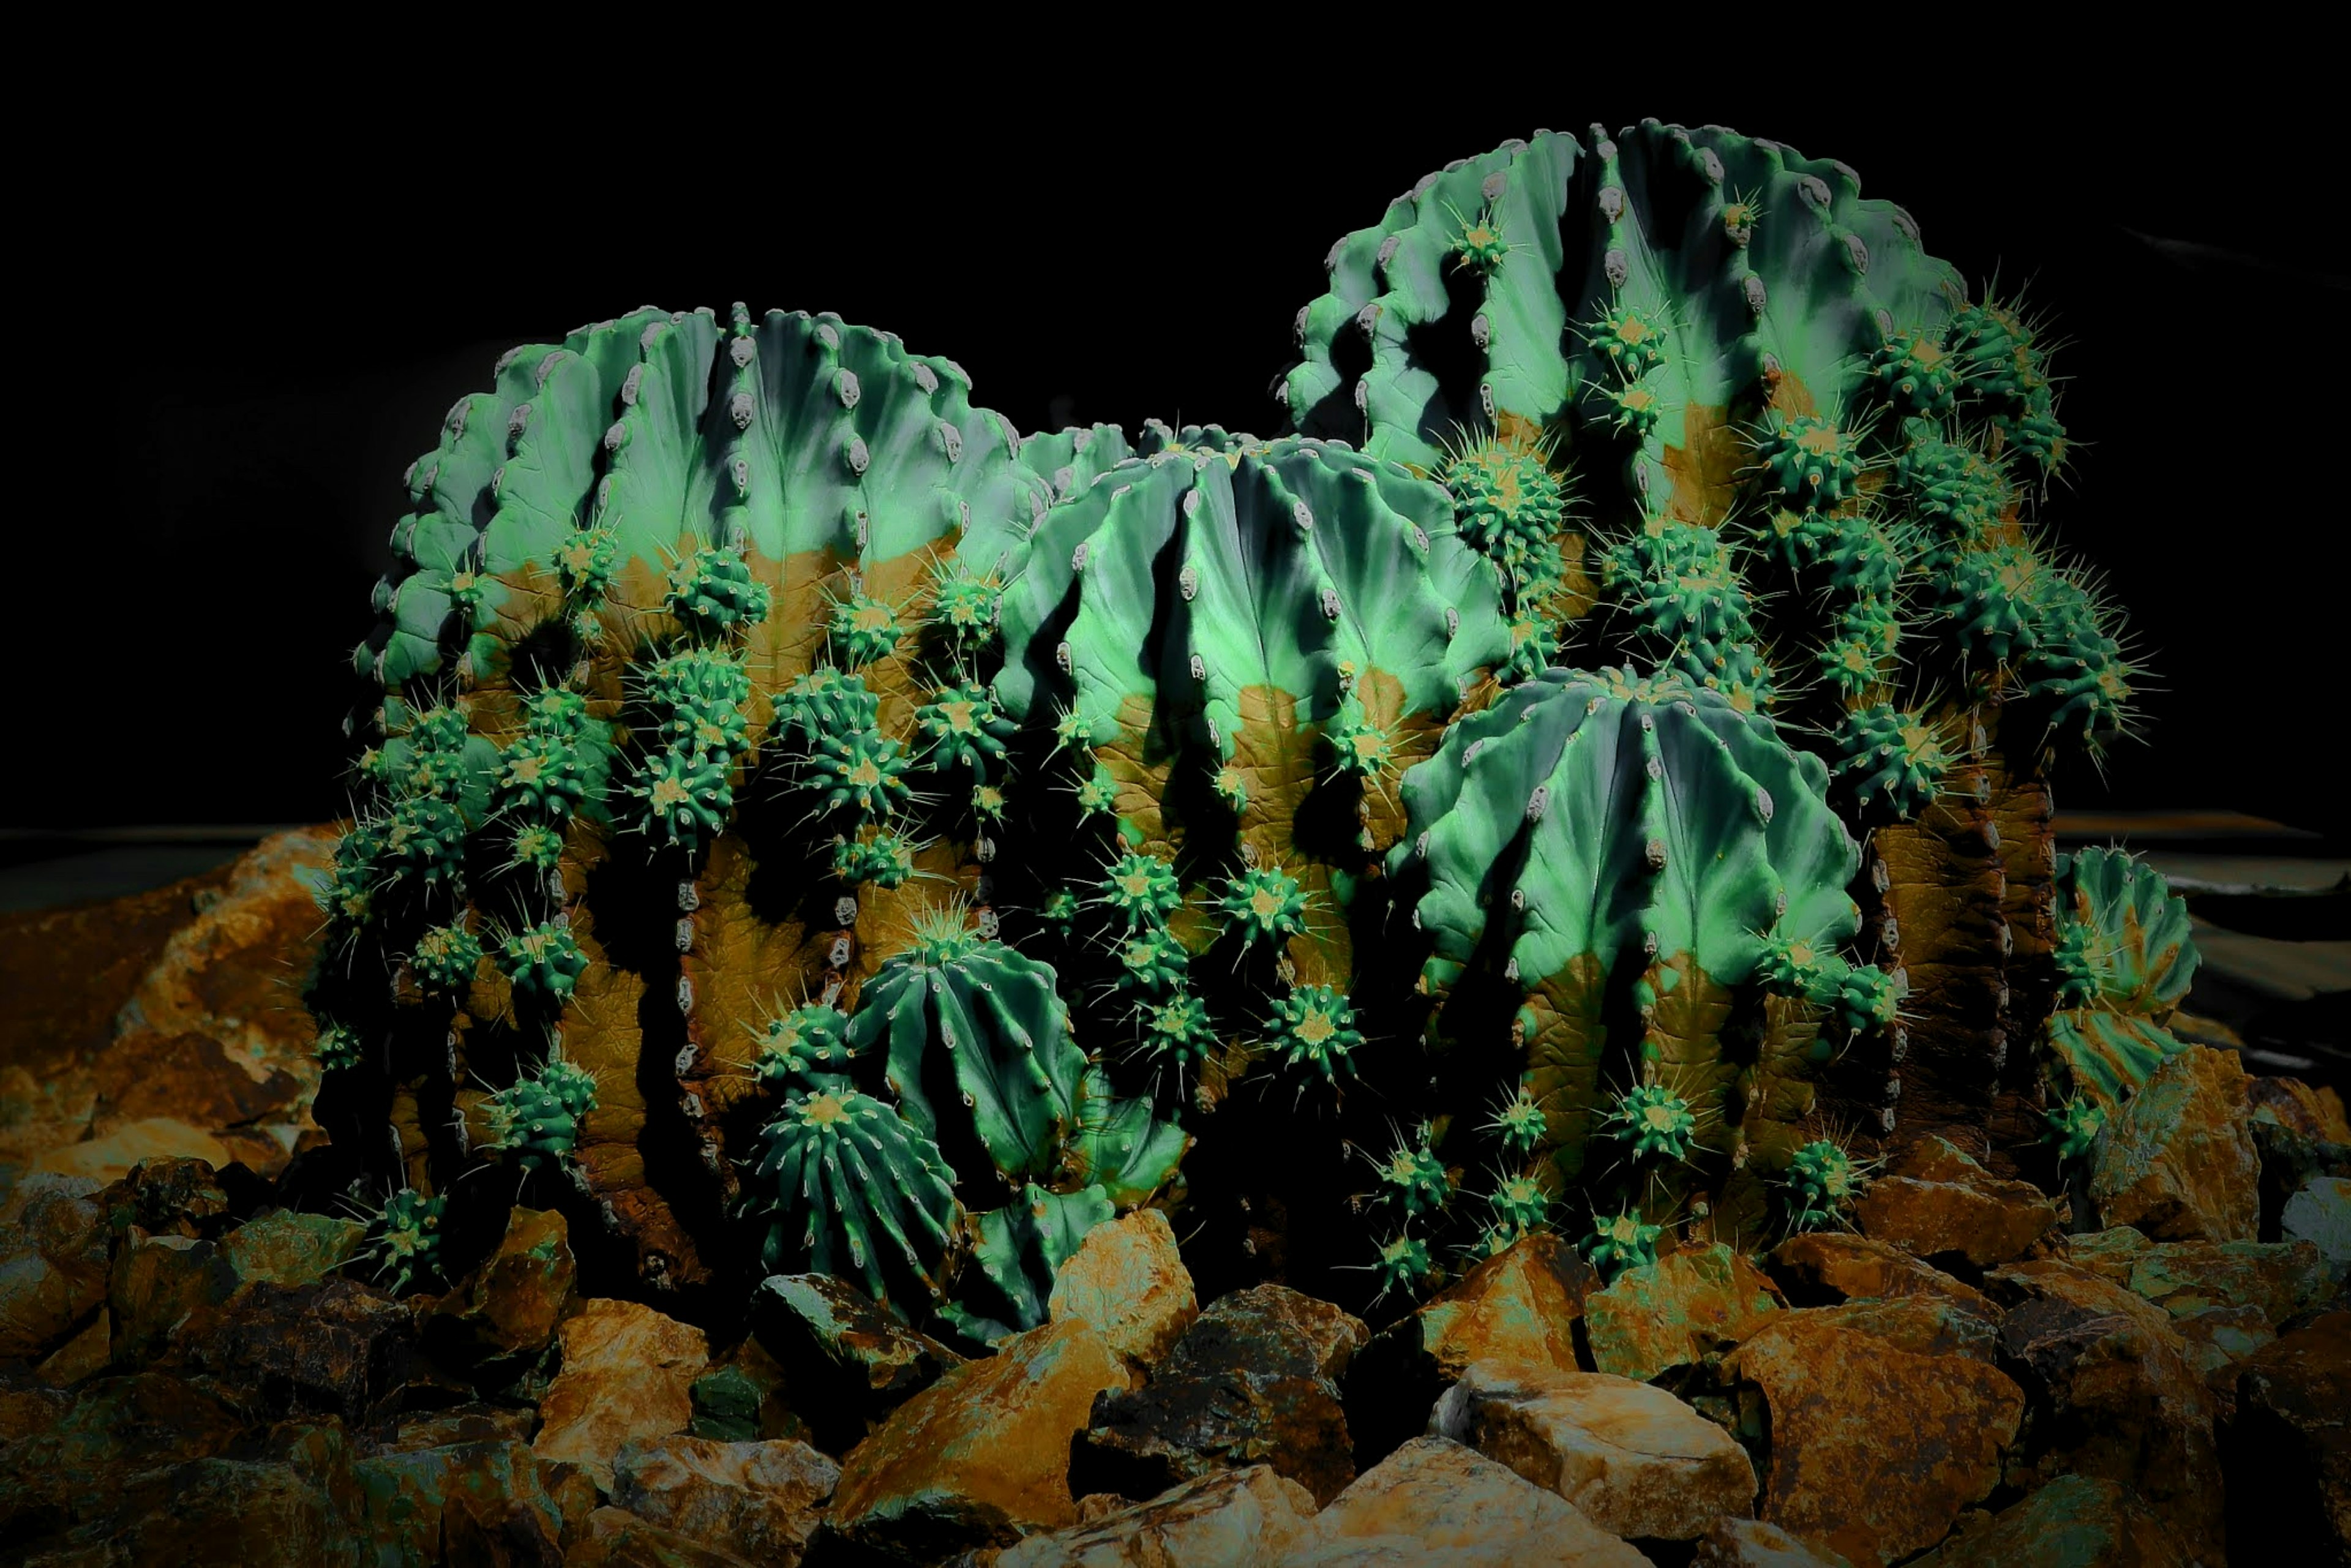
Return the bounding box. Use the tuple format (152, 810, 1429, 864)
(17, 57, 2342, 834)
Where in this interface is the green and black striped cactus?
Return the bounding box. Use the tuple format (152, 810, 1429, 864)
(309, 118, 2164, 1324)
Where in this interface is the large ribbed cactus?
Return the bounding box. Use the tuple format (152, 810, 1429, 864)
(308, 118, 2156, 1325)
(1282, 120, 2140, 1213)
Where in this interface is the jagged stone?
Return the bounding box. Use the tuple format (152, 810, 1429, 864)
(1768, 1232, 1993, 1313)
(992, 1465, 1318, 1567)
(1073, 1282, 1366, 1508)
(2090, 1045, 2260, 1244)
(1728, 1305, 2023, 1567)
(1908, 1474, 2188, 1567)
(174, 1275, 428, 1420)
(607, 1435, 836, 1564)
(1289, 1435, 1647, 1567)
(427, 1206, 577, 1368)
(107, 1231, 238, 1365)
(1693, 1515, 1854, 1567)
(2284, 1176, 2351, 1286)
(1047, 1208, 1198, 1369)
(353, 1437, 594, 1566)
(828, 1315, 1132, 1561)
(565, 1507, 758, 1567)
(1432, 1359, 1758, 1540)
(2221, 1308, 2350, 1560)
(1344, 1232, 1594, 1466)
(218, 1208, 368, 1288)
(1853, 1135, 2058, 1270)
(748, 1272, 967, 1455)
(533, 1300, 711, 1492)
(1582, 1242, 1784, 1382)
(1984, 1258, 2224, 1562)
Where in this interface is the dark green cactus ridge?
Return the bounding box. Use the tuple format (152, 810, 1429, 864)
(847, 926, 1087, 1183)
(1374, 1126, 1453, 1215)
(1597, 1083, 1698, 1161)
(359, 1189, 446, 1295)
(483, 1057, 599, 1171)
(943, 1182, 1116, 1346)
(408, 921, 482, 994)
(750, 1002, 858, 1090)
(1581, 1209, 1663, 1281)
(2042, 1095, 2105, 1163)
(749, 1086, 960, 1310)
(1829, 702, 1956, 820)
(1781, 1138, 1865, 1232)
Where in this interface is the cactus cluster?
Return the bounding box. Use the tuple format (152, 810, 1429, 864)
(307, 119, 2159, 1326)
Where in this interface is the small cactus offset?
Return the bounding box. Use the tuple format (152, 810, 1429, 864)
(307, 118, 2158, 1325)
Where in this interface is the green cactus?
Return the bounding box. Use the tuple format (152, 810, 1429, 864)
(2041, 849, 2200, 1112)
(356, 1188, 446, 1295)
(307, 119, 2161, 1327)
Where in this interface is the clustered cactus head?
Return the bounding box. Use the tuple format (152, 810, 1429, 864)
(302, 119, 2159, 1327)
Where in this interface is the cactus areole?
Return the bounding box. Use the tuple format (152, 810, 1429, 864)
(307, 119, 2178, 1334)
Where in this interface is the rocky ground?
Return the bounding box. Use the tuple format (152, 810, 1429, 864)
(1, 831, 2346, 1567)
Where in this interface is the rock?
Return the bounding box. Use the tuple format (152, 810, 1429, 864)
(607, 1435, 836, 1564)
(1853, 1135, 2058, 1270)
(566, 1507, 758, 1567)
(218, 1208, 369, 1288)
(17, 1444, 364, 1567)
(1431, 1359, 1757, 1540)
(0, 1371, 248, 1544)
(353, 1437, 593, 1566)
(1582, 1241, 1783, 1382)
(1072, 1283, 1367, 1507)
(2251, 1075, 2351, 1143)
(1344, 1231, 1593, 1465)
(34, 1310, 111, 1383)
(2090, 1045, 2260, 1243)
(2221, 1308, 2350, 1560)
(992, 1465, 1318, 1568)
(30, 1117, 238, 1185)
(429, 1206, 577, 1368)
(2118, 1234, 2336, 1382)
(98, 1152, 233, 1237)
(2061, 1225, 2152, 1286)
(829, 1315, 1132, 1561)
(173, 1275, 427, 1420)
(2284, 1176, 2351, 1286)
(688, 1339, 801, 1444)
(107, 1231, 239, 1365)
(534, 1299, 711, 1492)
(1984, 1258, 2224, 1561)
(1907, 1474, 2188, 1568)
(2249, 1079, 2351, 1240)
(1290, 1435, 1648, 1567)
(1768, 1232, 1994, 1313)
(748, 1272, 966, 1454)
(1693, 1516, 1854, 1567)
(364, 1403, 537, 1452)
(1046, 1208, 1198, 1369)
(0, 1245, 103, 1362)
(1728, 1307, 2024, 1567)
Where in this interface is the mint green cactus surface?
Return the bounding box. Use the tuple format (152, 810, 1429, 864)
(2042, 849, 2201, 1114)
(307, 118, 2159, 1322)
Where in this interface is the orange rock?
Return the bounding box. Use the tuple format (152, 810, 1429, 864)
(829, 1315, 1133, 1561)
(1581, 1242, 1783, 1382)
(607, 1435, 837, 1564)
(996, 1465, 1318, 1568)
(1293, 1435, 1647, 1567)
(1853, 1135, 2058, 1268)
(1434, 1359, 1758, 1540)
(1769, 1232, 1993, 1313)
(430, 1206, 577, 1362)
(2090, 1045, 2260, 1243)
(1047, 1208, 1198, 1369)
(534, 1300, 711, 1491)
(31, 1117, 234, 1184)
(1731, 1309, 2024, 1567)
(2222, 1308, 2350, 1559)
(1984, 1258, 2225, 1561)
(1907, 1474, 2188, 1567)
(1344, 1231, 1595, 1464)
